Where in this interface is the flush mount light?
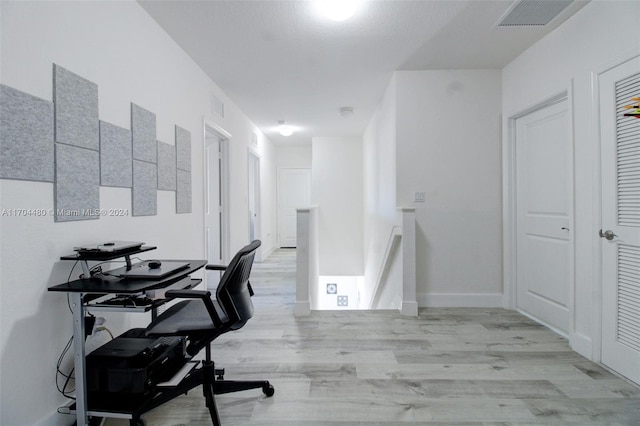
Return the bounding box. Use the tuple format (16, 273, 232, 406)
(278, 121, 294, 137)
(317, 0, 361, 22)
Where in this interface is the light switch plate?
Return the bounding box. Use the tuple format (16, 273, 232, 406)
(414, 192, 425, 202)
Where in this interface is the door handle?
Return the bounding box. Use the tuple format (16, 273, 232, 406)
(599, 229, 617, 241)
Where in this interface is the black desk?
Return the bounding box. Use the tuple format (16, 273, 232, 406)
(49, 260, 207, 294)
(49, 250, 206, 426)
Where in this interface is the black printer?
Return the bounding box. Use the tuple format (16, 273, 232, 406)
(86, 328, 185, 400)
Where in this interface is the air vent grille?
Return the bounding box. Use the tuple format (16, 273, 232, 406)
(497, 0, 573, 26)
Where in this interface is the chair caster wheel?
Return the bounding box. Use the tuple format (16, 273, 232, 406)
(263, 384, 275, 397)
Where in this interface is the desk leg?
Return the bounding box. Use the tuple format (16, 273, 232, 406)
(71, 292, 89, 426)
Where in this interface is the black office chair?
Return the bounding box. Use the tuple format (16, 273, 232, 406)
(142, 240, 274, 425)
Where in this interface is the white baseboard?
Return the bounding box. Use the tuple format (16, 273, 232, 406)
(261, 244, 277, 260)
(417, 292, 504, 308)
(294, 301, 311, 316)
(570, 332, 593, 360)
(36, 411, 74, 426)
(400, 301, 418, 317)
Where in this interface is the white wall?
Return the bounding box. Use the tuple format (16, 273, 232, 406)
(257, 135, 278, 257)
(395, 70, 503, 306)
(276, 144, 312, 169)
(362, 76, 400, 308)
(0, 1, 276, 424)
(312, 137, 364, 276)
(502, 0, 640, 358)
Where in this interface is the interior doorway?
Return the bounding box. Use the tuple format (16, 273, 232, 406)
(248, 151, 262, 262)
(204, 122, 230, 290)
(511, 95, 574, 335)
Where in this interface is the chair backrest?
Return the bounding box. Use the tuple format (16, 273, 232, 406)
(216, 240, 261, 330)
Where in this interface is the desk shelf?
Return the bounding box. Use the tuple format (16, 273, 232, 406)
(85, 278, 201, 313)
(60, 246, 157, 262)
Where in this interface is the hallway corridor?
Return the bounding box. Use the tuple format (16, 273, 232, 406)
(108, 248, 640, 425)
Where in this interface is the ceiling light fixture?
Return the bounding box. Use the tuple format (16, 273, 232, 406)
(317, 0, 361, 22)
(278, 121, 294, 137)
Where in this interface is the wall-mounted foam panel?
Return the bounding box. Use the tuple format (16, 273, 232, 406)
(177, 169, 192, 214)
(53, 65, 99, 151)
(131, 103, 157, 164)
(176, 125, 191, 171)
(0, 85, 54, 182)
(133, 160, 157, 216)
(100, 121, 132, 188)
(157, 141, 177, 191)
(54, 143, 100, 222)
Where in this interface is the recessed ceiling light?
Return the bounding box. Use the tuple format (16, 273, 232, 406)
(316, 0, 361, 22)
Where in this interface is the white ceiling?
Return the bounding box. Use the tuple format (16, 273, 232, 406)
(138, 0, 589, 145)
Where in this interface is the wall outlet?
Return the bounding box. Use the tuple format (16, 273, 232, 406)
(414, 192, 425, 202)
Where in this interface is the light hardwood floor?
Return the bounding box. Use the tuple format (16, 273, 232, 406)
(107, 249, 640, 425)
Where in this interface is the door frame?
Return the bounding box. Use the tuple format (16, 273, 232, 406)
(248, 149, 262, 262)
(503, 88, 576, 337)
(592, 53, 640, 365)
(203, 119, 230, 268)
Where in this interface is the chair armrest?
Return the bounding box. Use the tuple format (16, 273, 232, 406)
(205, 264, 227, 271)
(164, 289, 223, 327)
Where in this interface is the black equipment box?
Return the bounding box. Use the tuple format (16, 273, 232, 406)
(86, 328, 185, 396)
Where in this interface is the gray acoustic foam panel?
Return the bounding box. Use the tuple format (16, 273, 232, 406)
(175, 125, 191, 171)
(176, 169, 192, 214)
(53, 64, 99, 151)
(100, 121, 132, 188)
(133, 160, 157, 216)
(54, 143, 99, 222)
(0, 85, 54, 182)
(131, 103, 157, 163)
(157, 141, 177, 191)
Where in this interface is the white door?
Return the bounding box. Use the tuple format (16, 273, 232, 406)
(278, 168, 311, 248)
(248, 152, 262, 261)
(204, 126, 226, 290)
(600, 57, 640, 385)
(515, 98, 573, 334)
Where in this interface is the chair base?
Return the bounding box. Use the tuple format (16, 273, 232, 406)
(202, 360, 274, 425)
(125, 359, 274, 426)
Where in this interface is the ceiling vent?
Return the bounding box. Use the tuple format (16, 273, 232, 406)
(497, 0, 573, 26)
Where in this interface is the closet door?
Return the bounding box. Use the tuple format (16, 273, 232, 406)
(600, 57, 640, 385)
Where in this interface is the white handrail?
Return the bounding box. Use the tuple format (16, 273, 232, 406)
(369, 226, 402, 309)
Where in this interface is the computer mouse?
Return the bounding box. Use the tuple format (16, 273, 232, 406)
(148, 260, 162, 269)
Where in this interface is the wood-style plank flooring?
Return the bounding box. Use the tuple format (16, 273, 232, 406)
(106, 249, 640, 425)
